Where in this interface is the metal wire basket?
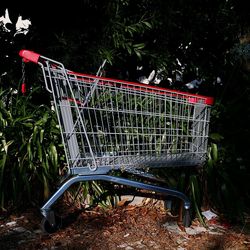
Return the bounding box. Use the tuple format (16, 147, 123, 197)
(19, 50, 214, 233)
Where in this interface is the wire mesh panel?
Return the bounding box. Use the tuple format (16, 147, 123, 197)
(41, 63, 212, 173)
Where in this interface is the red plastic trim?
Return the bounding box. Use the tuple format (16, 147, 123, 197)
(19, 50, 41, 64)
(69, 71, 214, 105)
(21, 83, 26, 94)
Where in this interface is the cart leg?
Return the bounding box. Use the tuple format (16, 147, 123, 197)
(183, 208, 191, 227)
(41, 174, 191, 232)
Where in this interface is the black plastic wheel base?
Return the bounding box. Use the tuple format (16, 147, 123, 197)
(183, 209, 191, 227)
(41, 216, 62, 234)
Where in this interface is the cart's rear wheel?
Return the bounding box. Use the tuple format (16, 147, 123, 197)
(41, 215, 61, 234)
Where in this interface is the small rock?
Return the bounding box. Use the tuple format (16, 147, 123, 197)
(16, 216, 25, 220)
(51, 247, 59, 250)
(163, 221, 183, 234)
(137, 244, 146, 249)
(153, 245, 161, 249)
(103, 230, 111, 237)
(118, 243, 128, 248)
(12, 226, 28, 233)
(34, 229, 43, 234)
(185, 226, 207, 235)
(131, 240, 143, 246)
(148, 241, 156, 247)
(125, 247, 134, 250)
(6, 221, 17, 227)
(177, 238, 188, 244)
(207, 225, 225, 235)
(18, 240, 27, 245)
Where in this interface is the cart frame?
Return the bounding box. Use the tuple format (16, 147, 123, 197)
(19, 50, 214, 232)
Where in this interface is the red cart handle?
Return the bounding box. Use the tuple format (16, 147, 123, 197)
(19, 50, 41, 64)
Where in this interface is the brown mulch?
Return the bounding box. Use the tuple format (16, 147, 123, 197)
(1, 201, 250, 250)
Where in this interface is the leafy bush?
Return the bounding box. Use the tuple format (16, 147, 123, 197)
(0, 87, 64, 211)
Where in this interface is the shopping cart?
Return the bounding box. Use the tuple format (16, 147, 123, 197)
(19, 50, 214, 233)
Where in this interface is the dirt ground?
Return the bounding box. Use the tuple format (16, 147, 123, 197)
(1, 199, 250, 250)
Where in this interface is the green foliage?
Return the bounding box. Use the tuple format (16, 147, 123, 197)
(64, 181, 119, 209)
(41, 0, 154, 75)
(151, 167, 206, 224)
(0, 87, 63, 210)
(189, 174, 206, 226)
(205, 142, 241, 221)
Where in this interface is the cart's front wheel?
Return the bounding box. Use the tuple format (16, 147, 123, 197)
(41, 216, 61, 234)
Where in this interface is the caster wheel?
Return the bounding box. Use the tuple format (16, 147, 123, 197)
(41, 215, 62, 234)
(183, 209, 191, 227)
